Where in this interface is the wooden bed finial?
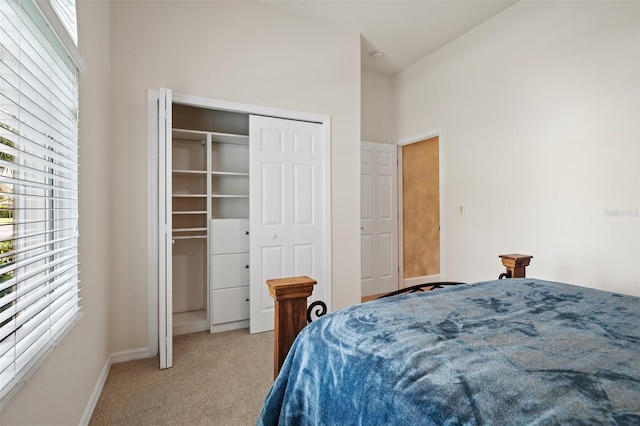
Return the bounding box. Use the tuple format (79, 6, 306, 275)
(266, 276, 317, 379)
(499, 253, 533, 279)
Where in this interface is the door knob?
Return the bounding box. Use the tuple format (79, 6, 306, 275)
(269, 233, 277, 239)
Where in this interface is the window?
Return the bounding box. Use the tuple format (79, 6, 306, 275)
(0, 0, 80, 403)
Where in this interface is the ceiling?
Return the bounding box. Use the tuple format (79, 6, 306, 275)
(266, 1, 516, 76)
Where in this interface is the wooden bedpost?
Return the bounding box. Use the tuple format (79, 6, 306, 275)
(266, 276, 317, 379)
(499, 253, 533, 278)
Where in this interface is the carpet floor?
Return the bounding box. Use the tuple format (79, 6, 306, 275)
(90, 329, 274, 425)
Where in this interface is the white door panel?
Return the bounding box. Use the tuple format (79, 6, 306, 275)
(250, 116, 326, 333)
(261, 129, 286, 152)
(293, 165, 314, 225)
(292, 132, 315, 154)
(379, 233, 393, 279)
(378, 175, 393, 220)
(361, 234, 373, 280)
(361, 141, 398, 297)
(361, 174, 372, 220)
(293, 244, 314, 277)
(261, 163, 285, 226)
(261, 246, 286, 276)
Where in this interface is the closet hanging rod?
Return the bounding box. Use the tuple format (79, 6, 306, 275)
(210, 140, 249, 147)
(172, 235, 207, 241)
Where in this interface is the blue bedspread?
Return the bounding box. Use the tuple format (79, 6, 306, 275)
(257, 279, 640, 425)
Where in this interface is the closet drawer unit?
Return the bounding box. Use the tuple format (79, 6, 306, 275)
(211, 286, 250, 324)
(210, 253, 249, 290)
(209, 218, 249, 254)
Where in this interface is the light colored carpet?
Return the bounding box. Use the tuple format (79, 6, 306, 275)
(90, 329, 274, 426)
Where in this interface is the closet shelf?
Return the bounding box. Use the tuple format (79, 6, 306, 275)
(212, 194, 249, 198)
(173, 193, 207, 198)
(211, 171, 249, 177)
(173, 128, 249, 145)
(173, 210, 207, 215)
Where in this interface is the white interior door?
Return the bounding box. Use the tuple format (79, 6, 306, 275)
(158, 88, 173, 368)
(249, 115, 326, 334)
(361, 141, 398, 297)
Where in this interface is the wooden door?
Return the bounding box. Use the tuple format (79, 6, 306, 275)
(249, 115, 326, 334)
(401, 136, 440, 284)
(360, 142, 398, 297)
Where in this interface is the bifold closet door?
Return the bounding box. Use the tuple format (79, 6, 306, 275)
(249, 115, 326, 334)
(157, 88, 173, 368)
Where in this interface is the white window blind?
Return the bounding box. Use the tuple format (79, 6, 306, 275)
(48, 0, 77, 46)
(0, 0, 80, 402)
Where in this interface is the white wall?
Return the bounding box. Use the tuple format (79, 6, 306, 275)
(0, 1, 113, 424)
(109, 1, 361, 353)
(394, 1, 640, 296)
(361, 68, 393, 143)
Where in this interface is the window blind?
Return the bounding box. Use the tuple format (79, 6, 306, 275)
(48, 0, 77, 46)
(0, 0, 80, 402)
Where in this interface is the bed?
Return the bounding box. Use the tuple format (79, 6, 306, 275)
(257, 278, 640, 425)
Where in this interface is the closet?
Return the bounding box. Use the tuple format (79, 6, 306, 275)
(171, 105, 251, 335)
(153, 88, 331, 369)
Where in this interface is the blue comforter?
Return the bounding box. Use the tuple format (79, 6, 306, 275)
(257, 279, 640, 425)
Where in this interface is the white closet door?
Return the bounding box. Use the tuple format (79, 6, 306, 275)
(249, 116, 325, 334)
(158, 88, 173, 368)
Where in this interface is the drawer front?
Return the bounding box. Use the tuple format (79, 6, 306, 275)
(210, 218, 249, 254)
(211, 286, 250, 324)
(210, 253, 249, 290)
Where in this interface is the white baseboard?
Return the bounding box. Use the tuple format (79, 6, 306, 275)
(402, 274, 441, 288)
(79, 356, 111, 426)
(110, 347, 151, 364)
(79, 347, 150, 426)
